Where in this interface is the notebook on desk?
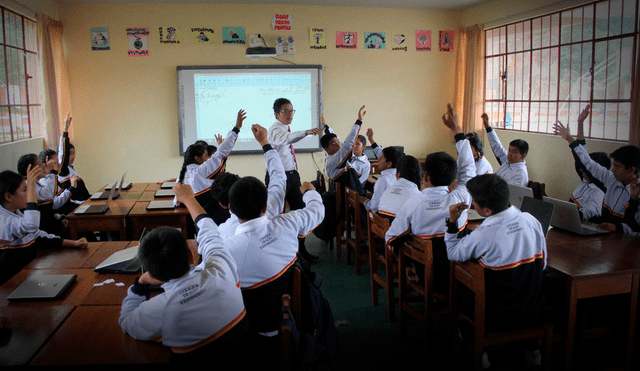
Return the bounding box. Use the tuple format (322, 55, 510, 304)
(146, 200, 176, 210)
(74, 183, 116, 214)
(154, 189, 175, 197)
(542, 196, 610, 235)
(91, 171, 128, 200)
(509, 184, 534, 210)
(7, 274, 76, 301)
(520, 196, 555, 237)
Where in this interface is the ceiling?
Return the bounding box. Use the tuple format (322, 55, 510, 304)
(54, 0, 489, 11)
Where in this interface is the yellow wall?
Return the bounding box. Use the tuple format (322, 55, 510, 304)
(52, 2, 460, 192)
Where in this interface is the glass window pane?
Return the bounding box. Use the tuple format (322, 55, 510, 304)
(532, 18, 541, 49)
(551, 13, 561, 46)
(24, 19, 36, 52)
(549, 47, 559, 101)
(0, 107, 10, 143)
(595, 1, 609, 39)
(541, 49, 551, 100)
(515, 23, 523, 52)
(485, 29, 493, 56)
(593, 40, 608, 99)
(508, 24, 516, 52)
(506, 54, 515, 100)
(604, 103, 619, 139)
(583, 5, 594, 40)
(591, 102, 606, 138)
(559, 46, 571, 100)
(542, 16, 552, 47)
(606, 38, 621, 100)
(500, 27, 507, 54)
(531, 50, 541, 100)
(572, 8, 583, 42)
(0, 48, 6, 105)
(581, 42, 592, 101)
(619, 37, 633, 100)
(609, 0, 623, 37)
(622, 0, 637, 34)
(523, 20, 531, 50)
(561, 11, 573, 44)
(616, 102, 630, 141)
(506, 101, 515, 129)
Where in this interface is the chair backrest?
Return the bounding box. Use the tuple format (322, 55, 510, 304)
(367, 210, 390, 241)
(333, 181, 343, 217)
(527, 180, 547, 200)
(451, 260, 486, 329)
(345, 187, 362, 225)
(280, 294, 293, 371)
(291, 266, 302, 329)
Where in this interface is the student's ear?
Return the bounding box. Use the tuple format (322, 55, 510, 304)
(521, 152, 527, 160)
(261, 204, 267, 216)
(396, 172, 401, 179)
(448, 180, 457, 192)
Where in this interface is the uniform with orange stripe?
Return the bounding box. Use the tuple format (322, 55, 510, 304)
(322, 119, 362, 182)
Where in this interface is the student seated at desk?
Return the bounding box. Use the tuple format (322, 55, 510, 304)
(57, 112, 91, 202)
(223, 124, 324, 365)
(351, 134, 370, 186)
(363, 146, 402, 212)
(554, 121, 640, 231)
(465, 132, 493, 176)
(320, 106, 366, 195)
(385, 103, 474, 294)
(620, 178, 640, 236)
(482, 113, 529, 187)
(446, 174, 546, 367)
(176, 109, 246, 216)
(119, 183, 249, 365)
(0, 168, 87, 285)
(376, 155, 422, 219)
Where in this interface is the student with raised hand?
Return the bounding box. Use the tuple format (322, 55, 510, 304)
(363, 146, 402, 212)
(554, 121, 640, 229)
(214, 124, 286, 240)
(1, 166, 87, 285)
(119, 182, 249, 365)
(445, 174, 546, 368)
(58, 112, 91, 201)
(385, 103, 475, 294)
(350, 134, 370, 187)
(376, 155, 423, 219)
(175, 109, 245, 216)
(223, 153, 324, 365)
(465, 132, 493, 176)
(482, 113, 529, 187)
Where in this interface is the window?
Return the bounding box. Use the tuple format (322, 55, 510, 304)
(484, 0, 638, 141)
(0, 5, 38, 144)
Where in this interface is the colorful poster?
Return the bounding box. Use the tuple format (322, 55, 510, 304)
(364, 32, 386, 49)
(222, 27, 246, 44)
(415, 30, 432, 52)
(336, 31, 357, 49)
(439, 30, 454, 52)
(392, 29, 407, 51)
(310, 28, 326, 49)
(159, 26, 182, 44)
(273, 13, 292, 31)
(126, 27, 149, 57)
(91, 27, 110, 51)
(190, 27, 215, 44)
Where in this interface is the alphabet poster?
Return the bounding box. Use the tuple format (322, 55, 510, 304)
(222, 27, 246, 44)
(336, 31, 357, 49)
(310, 28, 326, 49)
(439, 30, 454, 52)
(415, 30, 432, 52)
(127, 27, 149, 57)
(191, 27, 214, 44)
(91, 27, 110, 51)
(364, 32, 386, 49)
(392, 29, 407, 51)
(159, 26, 182, 44)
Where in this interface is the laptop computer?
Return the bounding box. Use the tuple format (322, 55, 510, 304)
(7, 274, 76, 301)
(154, 189, 175, 197)
(146, 200, 176, 210)
(161, 181, 177, 189)
(542, 196, 610, 235)
(508, 184, 534, 210)
(91, 171, 128, 200)
(104, 171, 132, 191)
(74, 183, 116, 214)
(364, 146, 378, 162)
(520, 196, 555, 237)
(94, 229, 146, 273)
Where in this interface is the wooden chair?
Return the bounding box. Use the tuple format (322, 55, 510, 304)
(527, 180, 546, 199)
(291, 266, 302, 329)
(367, 210, 396, 321)
(280, 294, 294, 371)
(449, 260, 554, 370)
(345, 187, 368, 275)
(397, 235, 435, 339)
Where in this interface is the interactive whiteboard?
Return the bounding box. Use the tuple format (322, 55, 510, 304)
(177, 65, 323, 155)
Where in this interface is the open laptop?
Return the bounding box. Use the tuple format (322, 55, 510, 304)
(520, 196, 555, 237)
(542, 196, 610, 235)
(91, 171, 128, 200)
(364, 146, 378, 162)
(7, 274, 76, 301)
(104, 171, 132, 191)
(146, 199, 176, 210)
(74, 183, 116, 214)
(154, 189, 175, 197)
(509, 184, 534, 210)
(94, 229, 146, 273)
(161, 181, 177, 189)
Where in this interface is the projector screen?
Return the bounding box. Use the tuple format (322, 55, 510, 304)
(177, 65, 323, 155)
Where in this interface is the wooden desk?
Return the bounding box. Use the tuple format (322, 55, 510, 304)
(546, 230, 640, 370)
(66, 199, 135, 240)
(127, 201, 190, 240)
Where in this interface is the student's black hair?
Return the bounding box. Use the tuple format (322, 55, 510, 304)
(207, 145, 217, 155)
(138, 227, 191, 282)
(381, 146, 402, 168)
(273, 98, 292, 113)
(467, 174, 510, 214)
(396, 155, 422, 188)
(194, 140, 208, 147)
(589, 152, 611, 170)
(465, 132, 484, 157)
(509, 139, 529, 155)
(423, 151, 457, 187)
(610, 145, 640, 176)
(17, 154, 38, 176)
(39, 149, 57, 164)
(356, 135, 367, 146)
(228, 176, 267, 220)
(320, 133, 338, 149)
(178, 144, 207, 183)
(211, 172, 240, 207)
(0, 170, 25, 205)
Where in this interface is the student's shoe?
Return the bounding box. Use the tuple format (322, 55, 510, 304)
(524, 349, 541, 366)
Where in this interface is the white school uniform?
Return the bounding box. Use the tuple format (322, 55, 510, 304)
(376, 177, 422, 218)
(351, 154, 370, 185)
(268, 119, 307, 172)
(364, 168, 397, 212)
(0, 203, 60, 250)
(486, 128, 529, 187)
(474, 155, 494, 176)
(324, 121, 362, 181)
(571, 179, 604, 221)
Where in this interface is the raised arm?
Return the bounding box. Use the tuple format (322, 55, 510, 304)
(366, 128, 383, 157)
(482, 113, 508, 165)
(443, 103, 474, 187)
(195, 110, 244, 179)
(58, 112, 72, 177)
(254, 124, 286, 218)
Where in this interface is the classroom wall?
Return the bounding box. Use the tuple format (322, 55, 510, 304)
(50, 2, 461, 192)
(461, 0, 629, 200)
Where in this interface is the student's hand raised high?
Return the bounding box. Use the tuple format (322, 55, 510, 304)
(300, 181, 316, 194)
(366, 128, 375, 144)
(481, 113, 490, 129)
(358, 105, 366, 122)
(64, 111, 72, 131)
(448, 202, 468, 224)
(26, 164, 39, 203)
(252, 124, 269, 146)
(235, 109, 247, 130)
(215, 134, 223, 145)
(576, 104, 590, 140)
(442, 102, 462, 135)
(553, 121, 574, 143)
(45, 156, 61, 173)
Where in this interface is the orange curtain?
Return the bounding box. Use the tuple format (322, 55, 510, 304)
(453, 24, 485, 135)
(37, 14, 71, 149)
